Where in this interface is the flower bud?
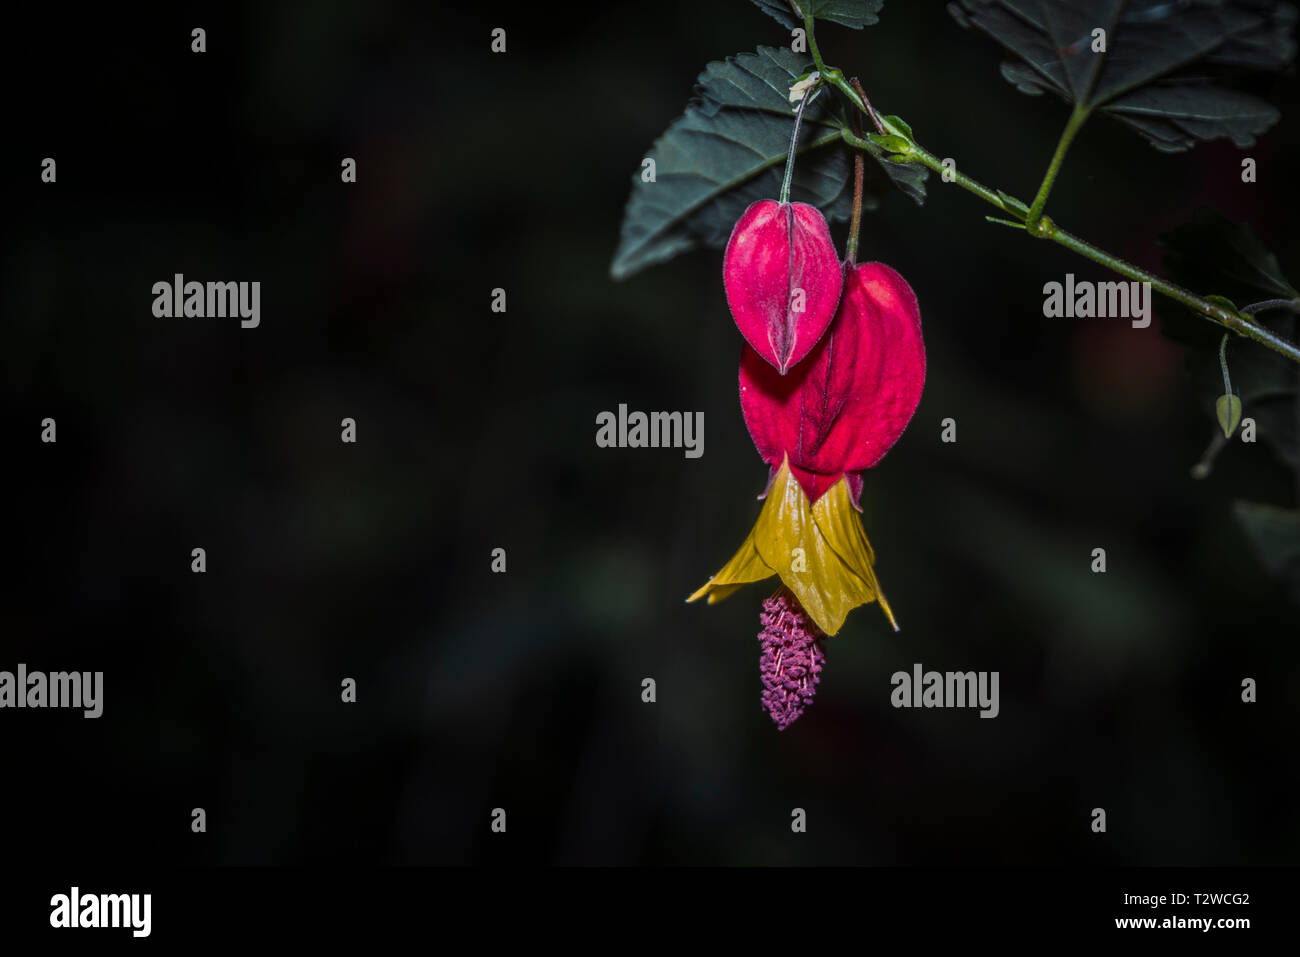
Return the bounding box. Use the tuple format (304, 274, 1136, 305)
(1216, 394, 1242, 439)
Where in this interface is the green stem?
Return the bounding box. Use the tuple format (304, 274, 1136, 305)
(1219, 334, 1233, 396)
(805, 9, 829, 75)
(1044, 227, 1298, 361)
(839, 128, 1017, 216)
(1026, 105, 1089, 227)
(1241, 298, 1300, 316)
(807, 10, 1300, 366)
(846, 152, 864, 265)
(806, 11, 888, 132)
(837, 127, 1300, 365)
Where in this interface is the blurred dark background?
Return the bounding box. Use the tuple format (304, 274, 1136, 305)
(3, 1, 1297, 866)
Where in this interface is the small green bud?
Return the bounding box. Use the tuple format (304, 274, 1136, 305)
(868, 133, 910, 155)
(1215, 394, 1242, 439)
(879, 114, 914, 140)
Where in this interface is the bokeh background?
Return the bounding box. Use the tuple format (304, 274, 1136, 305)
(3, 1, 1297, 866)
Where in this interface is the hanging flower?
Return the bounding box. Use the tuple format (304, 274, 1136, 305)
(688, 259, 926, 728)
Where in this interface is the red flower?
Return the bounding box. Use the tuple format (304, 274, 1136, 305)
(741, 261, 926, 505)
(689, 258, 926, 637)
(723, 200, 843, 375)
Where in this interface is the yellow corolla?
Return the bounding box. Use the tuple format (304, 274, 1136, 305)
(687, 455, 897, 637)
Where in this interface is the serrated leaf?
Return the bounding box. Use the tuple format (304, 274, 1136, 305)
(610, 47, 851, 281)
(999, 60, 1047, 94)
(611, 45, 924, 281)
(864, 149, 929, 207)
(752, 0, 884, 31)
(949, 0, 1296, 152)
(1233, 501, 1300, 607)
(1158, 208, 1300, 470)
(1162, 208, 1298, 302)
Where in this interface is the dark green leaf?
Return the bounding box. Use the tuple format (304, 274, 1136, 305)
(999, 61, 1047, 94)
(752, 0, 884, 31)
(610, 47, 848, 280)
(1158, 209, 1300, 470)
(1233, 501, 1300, 607)
(1162, 208, 1298, 302)
(611, 46, 925, 280)
(862, 143, 929, 207)
(949, 0, 1296, 152)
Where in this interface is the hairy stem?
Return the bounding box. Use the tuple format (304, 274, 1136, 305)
(1219, 334, 1233, 396)
(802, 5, 1300, 365)
(845, 78, 866, 265)
(1241, 298, 1300, 315)
(838, 128, 1300, 365)
(1026, 105, 1090, 228)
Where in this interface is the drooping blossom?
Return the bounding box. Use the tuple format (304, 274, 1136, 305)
(689, 255, 926, 728)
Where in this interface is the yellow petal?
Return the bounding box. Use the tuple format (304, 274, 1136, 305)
(746, 458, 888, 635)
(685, 520, 775, 604)
(811, 475, 898, 632)
(701, 582, 750, 604)
(686, 457, 898, 635)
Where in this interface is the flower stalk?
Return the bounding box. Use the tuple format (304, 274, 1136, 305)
(780, 83, 817, 205)
(844, 78, 866, 266)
